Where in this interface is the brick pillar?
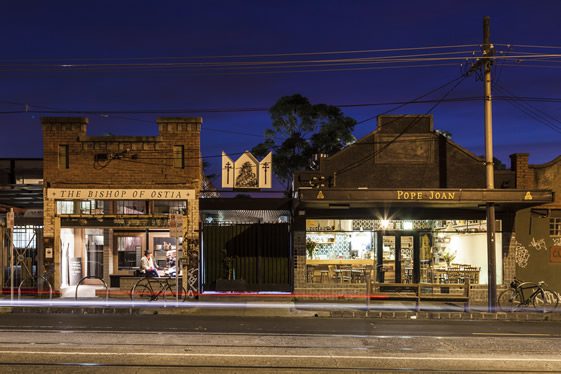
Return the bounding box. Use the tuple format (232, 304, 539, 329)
(510, 153, 533, 189)
(293, 231, 307, 288)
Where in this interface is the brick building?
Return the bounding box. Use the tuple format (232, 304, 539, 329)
(41, 117, 202, 294)
(510, 153, 561, 291)
(293, 115, 553, 302)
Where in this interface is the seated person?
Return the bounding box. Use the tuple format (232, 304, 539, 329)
(140, 250, 159, 277)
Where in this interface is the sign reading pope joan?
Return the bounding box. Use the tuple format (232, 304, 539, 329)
(47, 188, 195, 200)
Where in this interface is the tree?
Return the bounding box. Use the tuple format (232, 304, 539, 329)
(252, 94, 356, 192)
(478, 155, 507, 170)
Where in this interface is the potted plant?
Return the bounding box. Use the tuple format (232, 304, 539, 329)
(306, 239, 317, 259)
(441, 251, 456, 267)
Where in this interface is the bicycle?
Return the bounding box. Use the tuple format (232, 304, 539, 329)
(498, 278, 559, 312)
(130, 276, 187, 302)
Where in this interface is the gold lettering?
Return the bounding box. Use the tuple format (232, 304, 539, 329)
(397, 191, 404, 199)
(429, 191, 434, 199)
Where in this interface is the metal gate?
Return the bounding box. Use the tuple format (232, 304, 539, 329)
(202, 223, 291, 292)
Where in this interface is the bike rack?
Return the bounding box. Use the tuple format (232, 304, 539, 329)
(75, 276, 109, 304)
(17, 275, 53, 303)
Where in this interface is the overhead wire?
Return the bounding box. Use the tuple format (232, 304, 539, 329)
(493, 83, 561, 134)
(0, 44, 482, 64)
(334, 73, 469, 177)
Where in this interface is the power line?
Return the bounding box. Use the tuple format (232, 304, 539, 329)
(493, 83, 561, 134)
(335, 74, 469, 176)
(0, 44, 481, 63)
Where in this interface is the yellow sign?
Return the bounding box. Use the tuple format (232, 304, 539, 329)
(316, 191, 325, 199)
(47, 188, 195, 200)
(524, 191, 533, 200)
(396, 190, 456, 200)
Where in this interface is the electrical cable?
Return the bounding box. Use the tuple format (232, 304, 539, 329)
(0, 44, 482, 63)
(334, 74, 469, 177)
(493, 84, 561, 134)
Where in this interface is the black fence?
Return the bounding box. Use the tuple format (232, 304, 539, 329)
(202, 223, 291, 292)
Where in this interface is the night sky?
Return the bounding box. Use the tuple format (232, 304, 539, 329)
(1, 1, 560, 186)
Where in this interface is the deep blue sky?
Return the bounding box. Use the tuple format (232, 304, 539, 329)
(1, 1, 560, 184)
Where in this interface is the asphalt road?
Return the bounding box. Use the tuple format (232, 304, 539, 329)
(0, 313, 560, 373)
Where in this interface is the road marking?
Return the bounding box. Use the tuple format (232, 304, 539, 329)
(1, 350, 561, 362)
(472, 332, 551, 337)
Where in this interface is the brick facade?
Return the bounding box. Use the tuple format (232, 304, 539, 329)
(42, 117, 202, 292)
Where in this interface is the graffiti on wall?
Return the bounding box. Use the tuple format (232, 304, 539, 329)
(551, 237, 561, 264)
(513, 238, 530, 268)
(529, 237, 547, 251)
(185, 237, 199, 298)
(520, 237, 561, 264)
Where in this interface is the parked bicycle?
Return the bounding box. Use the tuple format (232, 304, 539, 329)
(498, 278, 559, 312)
(130, 276, 187, 302)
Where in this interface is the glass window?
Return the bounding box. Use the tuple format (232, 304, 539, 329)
(56, 201, 74, 214)
(115, 201, 146, 215)
(153, 200, 186, 215)
(304, 219, 501, 285)
(550, 218, 561, 236)
(117, 237, 141, 270)
(80, 200, 104, 214)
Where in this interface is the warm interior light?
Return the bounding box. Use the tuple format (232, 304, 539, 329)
(381, 219, 390, 229)
(403, 221, 413, 230)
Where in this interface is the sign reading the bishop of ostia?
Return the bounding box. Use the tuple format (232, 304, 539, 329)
(222, 151, 272, 189)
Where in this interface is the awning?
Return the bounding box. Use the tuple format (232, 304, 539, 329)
(297, 188, 553, 210)
(0, 184, 43, 209)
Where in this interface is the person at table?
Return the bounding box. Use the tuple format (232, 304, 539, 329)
(140, 250, 159, 277)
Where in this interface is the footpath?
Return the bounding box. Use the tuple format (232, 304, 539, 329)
(2, 296, 561, 322)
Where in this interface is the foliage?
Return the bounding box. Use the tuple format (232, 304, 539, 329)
(441, 251, 456, 265)
(306, 239, 317, 258)
(252, 94, 356, 192)
(478, 155, 507, 170)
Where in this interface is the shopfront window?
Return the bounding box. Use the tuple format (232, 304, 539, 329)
(115, 201, 146, 215)
(56, 201, 74, 214)
(305, 219, 502, 285)
(80, 200, 104, 215)
(117, 236, 141, 270)
(153, 200, 187, 215)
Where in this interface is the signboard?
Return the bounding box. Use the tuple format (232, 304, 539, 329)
(46, 188, 195, 200)
(222, 151, 272, 189)
(45, 247, 53, 259)
(69, 257, 82, 286)
(61, 217, 171, 228)
(169, 213, 184, 237)
(299, 188, 553, 204)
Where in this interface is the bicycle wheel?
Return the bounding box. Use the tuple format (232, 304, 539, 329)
(498, 289, 522, 312)
(131, 284, 154, 302)
(162, 284, 187, 302)
(533, 288, 559, 312)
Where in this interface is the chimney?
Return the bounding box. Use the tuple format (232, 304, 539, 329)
(509, 153, 533, 189)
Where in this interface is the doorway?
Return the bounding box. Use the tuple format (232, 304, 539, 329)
(85, 230, 104, 278)
(376, 232, 419, 283)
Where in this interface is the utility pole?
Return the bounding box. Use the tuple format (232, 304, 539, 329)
(7, 208, 14, 302)
(482, 16, 497, 311)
